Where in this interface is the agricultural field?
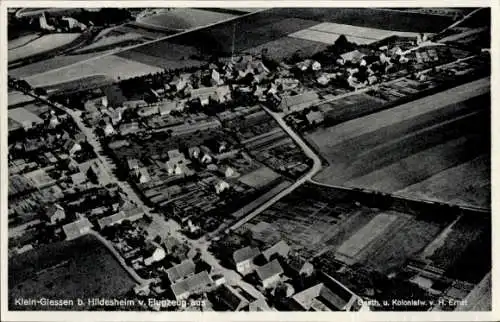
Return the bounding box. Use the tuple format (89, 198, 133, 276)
(8, 33, 40, 50)
(8, 33, 81, 63)
(271, 7, 454, 32)
(310, 78, 491, 209)
(417, 215, 490, 283)
(39, 75, 115, 96)
(245, 36, 329, 61)
(8, 52, 113, 79)
(135, 8, 237, 31)
(24, 55, 164, 87)
(72, 33, 145, 54)
(243, 183, 455, 273)
(116, 42, 203, 68)
(396, 155, 490, 208)
(289, 22, 419, 45)
(9, 235, 136, 310)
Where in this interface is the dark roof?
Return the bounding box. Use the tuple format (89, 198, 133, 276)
(287, 255, 313, 272)
(215, 284, 249, 311)
(262, 240, 290, 261)
(292, 277, 354, 311)
(166, 260, 196, 283)
(171, 271, 213, 297)
(233, 246, 260, 264)
(256, 259, 283, 281)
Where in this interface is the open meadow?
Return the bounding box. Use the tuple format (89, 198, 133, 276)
(135, 8, 238, 31)
(9, 235, 136, 310)
(310, 78, 491, 209)
(24, 54, 164, 87)
(8, 33, 81, 63)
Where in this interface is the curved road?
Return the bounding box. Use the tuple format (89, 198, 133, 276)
(227, 106, 322, 232)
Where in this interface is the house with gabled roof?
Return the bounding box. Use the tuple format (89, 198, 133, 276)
(233, 246, 260, 275)
(256, 259, 283, 289)
(170, 271, 213, 300)
(166, 260, 196, 284)
(211, 284, 249, 311)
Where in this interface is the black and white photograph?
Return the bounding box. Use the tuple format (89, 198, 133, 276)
(2, 3, 494, 319)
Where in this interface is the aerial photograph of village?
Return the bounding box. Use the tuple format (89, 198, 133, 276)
(6, 6, 491, 312)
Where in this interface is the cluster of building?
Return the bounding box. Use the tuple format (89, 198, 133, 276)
(284, 50, 490, 132)
(212, 238, 368, 311)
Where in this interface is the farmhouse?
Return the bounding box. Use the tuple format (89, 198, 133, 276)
(233, 246, 260, 275)
(289, 273, 360, 311)
(212, 284, 250, 311)
(97, 207, 145, 229)
(45, 203, 66, 224)
(256, 259, 283, 289)
(8, 108, 44, 130)
(278, 91, 321, 112)
(170, 271, 213, 300)
(166, 260, 196, 284)
(63, 217, 92, 240)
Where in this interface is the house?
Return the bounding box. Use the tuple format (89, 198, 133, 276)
(341, 50, 366, 64)
(212, 274, 226, 286)
(166, 260, 196, 284)
(166, 149, 189, 175)
(127, 158, 139, 171)
(119, 122, 140, 136)
(256, 259, 283, 289)
(97, 207, 144, 229)
(44, 152, 58, 164)
(110, 109, 122, 125)
(62, 217, 92, 240)
(289, 274, 359, 311)
(262, 240, 291, 262)
(312, 61, 321, 71)
(48, 115, 60, 129)
(211, 69, 223, 86)
(215, 180, 230, 194)
(188, 146, 201, 160)
(223, 166, 239, 178)
(233, 246, 260, 275)
(212, 284, 249, 311)
(71, 172, 87, 185)
(45, 203, 66, 224)
(286, 255, 314, 278)
(159, 101, 178, 116)
(103, 123, 115, 136)
(145, 247, 166, 266)
(8, 107, 44, 130)
(305, 111, 324, 126)
(170, 271, 213, 300)
(278, 91, 320, 113)
(215, 85, 231, 103)
(136, 167, 150, 183)
(138, 105, 159, 117)
(190, 86, 217, 106)
(201, 152, 213, 164)
(122, 100, 147, 109)
(64, 140, 82, 156)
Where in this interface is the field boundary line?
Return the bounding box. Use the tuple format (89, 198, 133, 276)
(14, 8, 271, 80)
